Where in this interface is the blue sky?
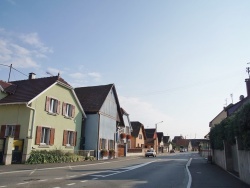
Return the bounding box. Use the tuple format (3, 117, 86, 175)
(1, 0, 250, 139)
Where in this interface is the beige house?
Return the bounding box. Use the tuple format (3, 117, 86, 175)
(130, 121, 146, 148)
(0, 73, 86, 164)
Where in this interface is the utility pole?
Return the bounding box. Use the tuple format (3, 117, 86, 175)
(8, 64, 12, 82)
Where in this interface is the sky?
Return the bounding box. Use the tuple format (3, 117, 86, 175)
(1, 0, 250, 140)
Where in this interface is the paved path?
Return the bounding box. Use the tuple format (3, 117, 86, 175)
(189, 153, 250, 188)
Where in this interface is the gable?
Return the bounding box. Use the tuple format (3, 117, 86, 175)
(100, 89, 118, 120)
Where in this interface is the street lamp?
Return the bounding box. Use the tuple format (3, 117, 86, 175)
(155, 121, 163, 132)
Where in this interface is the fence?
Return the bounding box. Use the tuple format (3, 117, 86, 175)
(74, 150, 95, 157)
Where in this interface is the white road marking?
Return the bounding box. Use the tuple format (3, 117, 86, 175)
(68, 175, 76, 178)
(0, 157, 139, 175)
(92, 178, 98, 180)
(53, 187, 61, 188)
(67, 183, 75, 186)
(17, 182, 29, 185)
(81, 180, 87, 183)
(0, 186, 7, 187)
(186, 158, 193, 188)
(38, 179, 48, 182)
(55, 177, 63, 180)
(29, 168, 37, 176)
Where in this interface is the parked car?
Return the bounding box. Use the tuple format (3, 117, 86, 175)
(145, 149, 156, 157)
(170, 149, 175, 153)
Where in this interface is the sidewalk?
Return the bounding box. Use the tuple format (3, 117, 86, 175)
(0, 156, 141, 173)
(189, 154, 250, 188)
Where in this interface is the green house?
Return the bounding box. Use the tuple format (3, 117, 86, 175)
(0, 73, 86, 163)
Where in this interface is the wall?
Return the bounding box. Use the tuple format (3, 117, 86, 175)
(210, 110, 227, 128)
(238, 150, 250, 185)
(213, 149, 226, 170)
(84, 114, 99, 151)
(0, 104, 31, 139)
(30, 83, 83, 151)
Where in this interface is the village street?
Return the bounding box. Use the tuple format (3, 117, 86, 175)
(0, 152, 248, 188)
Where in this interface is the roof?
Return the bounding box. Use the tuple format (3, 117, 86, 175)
(163, 136, 170, 144)
(75, 84, 124, 125)
(176, 139, 190, 147)
(157, 132, 164, 143)
(172, 136, 184, 143)
(120, 107, 129, 116)
(145, 128, 156, 139)
(0, 76, 71, 105)
(75, 84, 113, 113)
(226, 96, 250, 116)
(0, 80, 13, 90)
(131, 121, 146, 139)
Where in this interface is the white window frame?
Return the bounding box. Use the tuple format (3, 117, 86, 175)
(139, 134, 142, 139)
(49, 98, 58, 113)
(40, 127, 50, 145)
(5, 125, 15, 137)
(66, 103, 73, 117)
(67, 131, 74, 146)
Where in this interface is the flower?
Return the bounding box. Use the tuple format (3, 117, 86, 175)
(120, 133, 126, 139)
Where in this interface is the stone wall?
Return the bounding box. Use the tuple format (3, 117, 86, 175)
(238, 150, 250, 185)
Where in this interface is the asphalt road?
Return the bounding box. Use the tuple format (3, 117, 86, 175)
(0, 152, 192, 188)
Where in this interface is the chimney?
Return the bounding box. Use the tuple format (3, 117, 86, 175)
(239, 95, 244, 101)
(29, 72, 36, 80)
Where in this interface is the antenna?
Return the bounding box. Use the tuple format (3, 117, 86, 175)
(230, 94, 233, 104)
(246, 62, 250, 78)
(46, 71, 54, 76)
(224, 98, 227, 107)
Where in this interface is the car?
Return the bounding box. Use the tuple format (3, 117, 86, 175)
(145, 149, 156, 157)
(170, 149, 175, 153)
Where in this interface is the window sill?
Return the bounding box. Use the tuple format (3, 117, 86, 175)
(38, 145, 50, 148)
(64, 116, 72, 119)
(65, 145, 74, 148)
(47, 112, 57, 116)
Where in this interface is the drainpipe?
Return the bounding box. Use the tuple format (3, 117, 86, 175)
(97, 112, 100, 160)
(26, 104, 36, 138)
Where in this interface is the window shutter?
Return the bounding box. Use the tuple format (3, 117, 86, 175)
(35, 126, 42, 145)
(63, 130, 68, 146)
(99, 138, 102, 150)
(62, 102, 66, 116)
(0, 125, 6, 138)
(72, 105, 75, 118)
(57, 101, 60, 114)
(45, 96, 50, 112)
(14, 125, 20, 139)
(50, 128, 55, 145)
(73, 131, 77, 146)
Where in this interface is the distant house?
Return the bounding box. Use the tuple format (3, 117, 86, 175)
(0, 73, 85, 164)
(120, 108, 133, 150)
(75, 84, 124, 160)
(157, 132, 164, 153)
(163, 136, 172, 152)
(175, 139, 192, 152)
(130, 121, 146, 148)
(144, 128, 158, 153)
(189, 139, 209, 151)
(172, 136, 184, 148)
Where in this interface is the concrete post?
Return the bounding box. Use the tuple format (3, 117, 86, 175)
(3, 137, 14, 165)
(22, 138, 32, 163)
(235, 137, 241, 178)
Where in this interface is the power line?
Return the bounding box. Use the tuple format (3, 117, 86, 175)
(0, 64, 28, 81)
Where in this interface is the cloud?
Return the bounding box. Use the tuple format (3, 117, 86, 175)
(69, 72, 86, 79)
(119, 96, 172, 126)
(0, 28, 52, 69)
(88, 72, 101, 81)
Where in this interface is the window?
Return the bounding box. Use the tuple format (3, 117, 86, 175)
(35, 126, 55, 146)
(108, 140, 114, 150)
(45, 96, 60, 114)
(99, 138, 107, 150)
(63, 130, 77, 146)
(139, 134, 142, 139)
(41, 127, 50, 145)
(62, 102, 75, 118)
(0, 125, 20, 139)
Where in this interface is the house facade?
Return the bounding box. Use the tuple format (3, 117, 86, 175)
(130, 121, 146, 148)
(75, 84, 124, 160)
(0, 74, 85, 164)
(144, 128, 158, 153)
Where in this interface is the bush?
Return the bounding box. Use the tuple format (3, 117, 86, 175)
(26, 150, 84, 164)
